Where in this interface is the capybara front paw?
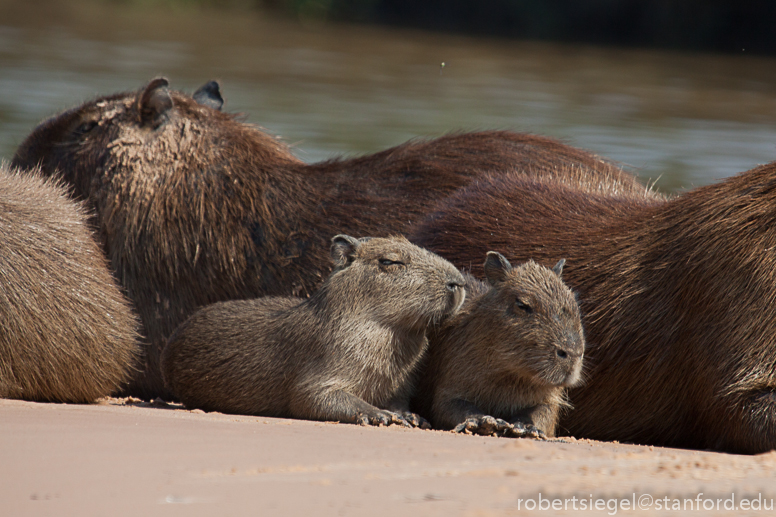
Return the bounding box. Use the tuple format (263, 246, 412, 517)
(453, 415, 513, 437)
(396, 410, 431, 429)
(508, 421, 547, 440)
(356, 410, 409, 427)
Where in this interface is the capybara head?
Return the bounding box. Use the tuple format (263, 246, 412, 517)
(479, 252, 584, 388)
(11, 77, 298, 202)
(325, 235, 466, 331)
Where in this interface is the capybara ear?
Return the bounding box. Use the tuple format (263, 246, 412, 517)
(552, 258, 566, 278)
(138, 77, 173, 128)
(331, 234, 361, 269)
(483, 251, 512, 286)
(193, 80, 224, 111)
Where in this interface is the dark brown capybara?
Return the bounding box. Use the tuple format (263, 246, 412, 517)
(161, 235, 465, 426)
(0, 164, 140, 403)
(414, 253, 584, 439)
(409, 167, 776, 453)
(10, 77, 656, 399)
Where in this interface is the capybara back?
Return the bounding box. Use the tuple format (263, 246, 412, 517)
(0, 164, 140, 403)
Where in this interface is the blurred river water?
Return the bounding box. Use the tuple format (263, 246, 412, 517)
(2, 1, 776, 193)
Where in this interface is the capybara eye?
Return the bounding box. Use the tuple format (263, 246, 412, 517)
(74, 120, 98, 135)
(515, 299, 533, 314)
(556, 349, 568, 359)
(379, 258, 404, 266)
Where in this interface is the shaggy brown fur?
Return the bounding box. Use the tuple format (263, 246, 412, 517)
(161, 235, 465, 426)
(0, 164, 140, 403)
(10, 77, 653, 399)
(410, 168, 776, 453)
(414, 255, 584, 438)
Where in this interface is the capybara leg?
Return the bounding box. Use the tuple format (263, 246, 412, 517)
(384, 396, 431, 429)
(313, 389, 409, 427)
(433, 397, 488, 430)
(509, 403, 559, 438)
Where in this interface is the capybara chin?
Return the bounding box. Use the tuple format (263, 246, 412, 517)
(414, 253, 584, 439)
(410, 167, 776, 453)
(161, 235, 465, 426)
(10, 77, 657, 399)
(0, 163, 140, 403)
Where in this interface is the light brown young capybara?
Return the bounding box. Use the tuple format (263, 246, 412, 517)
(161, 235, 465, 426)
(0, 163, 140, 403)
(10, 77, 656, 399)
(410, 167, 776, 453)
(414, 254, 584, 438)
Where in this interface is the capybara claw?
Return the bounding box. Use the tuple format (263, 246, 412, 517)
(510, 421, 547, 440)
(395, 411, 430, 429)
(454, 415, 514, 437)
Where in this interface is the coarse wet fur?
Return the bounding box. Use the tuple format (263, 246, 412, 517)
(410, 167, 776, 453)
(0, 163, 140, 403)
(161, 235, 465, 426)
(11, 78, 656, 399)
(414, 254, 584, 439)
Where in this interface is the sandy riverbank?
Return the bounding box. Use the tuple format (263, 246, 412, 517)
(2, 397, 775, 516)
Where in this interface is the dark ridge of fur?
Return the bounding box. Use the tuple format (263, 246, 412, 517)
(0, 163, 141, 403)
(161, 236, 465, 425)
(10, 78, 657, 399)
(414, 257, 584, 437)
(410, 168, 776, 453)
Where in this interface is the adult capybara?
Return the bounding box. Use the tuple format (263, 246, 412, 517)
(415, 253, 584, 438)
(161, 235, 465, 426)
(10, 77, 656, 399)
(410, 168, 776, 453)
(0, 164, 140, 403)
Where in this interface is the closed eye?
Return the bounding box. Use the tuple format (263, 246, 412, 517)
(379, 258, 404, 266)
(516, 299, 532, 314)
(74, 120, 98, 136)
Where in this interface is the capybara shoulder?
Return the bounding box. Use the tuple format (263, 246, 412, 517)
(0, 164, 140, 403)
(162, 235, 465, 427)
(416, 253, 584, 438)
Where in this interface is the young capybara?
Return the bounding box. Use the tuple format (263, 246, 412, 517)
(0, 164, 140, 403)
(410, 168, 776, 453)
(414, 253, 584, 439)
(10, 77, 657, 399)
(161, 235, 465, 426)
